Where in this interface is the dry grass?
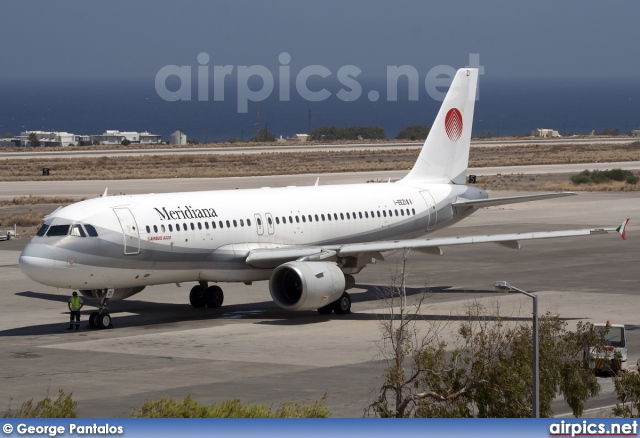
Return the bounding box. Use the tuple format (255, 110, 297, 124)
(475, 173, 640, 191)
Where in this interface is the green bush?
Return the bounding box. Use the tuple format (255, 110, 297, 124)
(3, 390, 77, 418)
(131, 394, 329, 418)
(570, 169, 638, 185)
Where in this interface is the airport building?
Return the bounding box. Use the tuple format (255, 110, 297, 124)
(0, 129, 162, 147)
(632, 129, 640, 137)
(532, 128, 561, 138)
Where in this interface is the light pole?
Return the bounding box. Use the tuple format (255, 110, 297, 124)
(495, 281, 539, 418)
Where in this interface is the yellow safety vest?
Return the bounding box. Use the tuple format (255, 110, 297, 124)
(70, 296, 81, 311)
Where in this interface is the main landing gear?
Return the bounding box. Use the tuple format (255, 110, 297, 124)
(189, 281, 224, 309)
(88, 290, 113, 329)
(317, 291, 352, 315)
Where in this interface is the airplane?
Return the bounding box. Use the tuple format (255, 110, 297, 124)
(18, 68, 629, 329)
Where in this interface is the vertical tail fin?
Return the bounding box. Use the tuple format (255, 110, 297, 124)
(401, 68, 478, 185)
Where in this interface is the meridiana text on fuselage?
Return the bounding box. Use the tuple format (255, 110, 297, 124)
(154, 206, 219, 221)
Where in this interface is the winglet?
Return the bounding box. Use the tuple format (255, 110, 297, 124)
(616, 218, 629, 240)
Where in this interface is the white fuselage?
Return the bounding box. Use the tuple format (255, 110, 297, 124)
(18, 181, 485, 291)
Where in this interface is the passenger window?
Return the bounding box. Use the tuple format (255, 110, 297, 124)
(183, 223, 187, 230)
(247, 219, 251, 226)
(321, 214, 325, 221)
(289, 216, 293, 223)
(212, 222, 216, 229)
(315, 214, 319, 221)
(267, 217, 272, 225)
(395, 210, 399, 216)
(377, 211, 381, 218)
(308, 215, 312, 222)
(36, 224, 49, 237)
(359, 212, 363, 219)
(412, 208, 415, 215)
(219, 221, 224, 228)
(191, 223, 195, 230)
(401, 210, 405, 216)
(240, 219, 244, 226)
(333, 213, 338, 220)
(302, 216, 306, 223)
(169, 224, 173, 232)
(153, 225, 158, 233)
(205, 222, 209, 229)
(282, 217, 286, 224)
(296, 216, 300, 223)
(257, 218, 262, 226)
(346, 213, 350, 220)
(383, 211, 387, 217)
(233, 220, 237, 227)
(145, 225, 150, 233)
(176, 224, 181, 231)
(198, 222, 202, 230)
(161, 225, 166, 232)
(226, 220, 231, 228)
(84, 224, 98, 237)
(406, 208, 410, 216)
(340, 213, 344, 220)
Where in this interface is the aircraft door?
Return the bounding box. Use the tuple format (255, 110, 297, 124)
(254, 213, 264, 235)
(419, 190, 437, 231)
(113, 208, 141, 255)
(265, 213, 275, 235)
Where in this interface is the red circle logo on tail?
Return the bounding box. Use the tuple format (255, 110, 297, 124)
(445, 108, 463, 142)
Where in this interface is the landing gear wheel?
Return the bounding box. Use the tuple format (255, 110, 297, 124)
(189, 285, 207, 308)
(317, 304, 333, 315)
(333, 292, 352, 315)
(97, 312, 112, 329)
(205, 286, 224, 309)
(89, 312, 99, 329)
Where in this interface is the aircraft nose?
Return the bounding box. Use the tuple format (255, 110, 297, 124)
(19, 243, 55, 284)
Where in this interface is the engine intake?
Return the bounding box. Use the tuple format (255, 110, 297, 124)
(269, 261, 346, 311)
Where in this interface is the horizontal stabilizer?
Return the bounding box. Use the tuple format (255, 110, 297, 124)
(452, 192, 576, 209)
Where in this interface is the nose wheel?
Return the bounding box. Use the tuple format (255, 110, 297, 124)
(87, 289, 113, 329)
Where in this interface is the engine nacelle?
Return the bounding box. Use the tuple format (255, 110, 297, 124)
(269, 261, 345, 311)
(79, 286, 146, 302)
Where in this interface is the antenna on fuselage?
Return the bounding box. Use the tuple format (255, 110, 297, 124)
(314, 177, 319, 187)
(102, 187, 108, 198)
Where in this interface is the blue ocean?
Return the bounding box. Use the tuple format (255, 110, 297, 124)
(1, 76, 639, 143)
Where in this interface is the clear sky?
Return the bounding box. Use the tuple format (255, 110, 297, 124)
(1, 0, 638, 82)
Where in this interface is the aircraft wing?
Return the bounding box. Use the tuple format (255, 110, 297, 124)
(334, 221, 627, 256)
(245, 219, 629, 267)
(452, 192, 576, 209)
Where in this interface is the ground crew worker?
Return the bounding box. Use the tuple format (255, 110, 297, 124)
(67, 291, 84, 330)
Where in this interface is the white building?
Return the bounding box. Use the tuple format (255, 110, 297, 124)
(92, 130, 162, 145)
(170, 130, 187, 145)
(20, 130, 77, 146)
(632, 129, 640, 138)
(532, 128, 561, 138)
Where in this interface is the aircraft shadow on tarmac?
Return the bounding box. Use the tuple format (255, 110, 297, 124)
(3, 286, 584, 336)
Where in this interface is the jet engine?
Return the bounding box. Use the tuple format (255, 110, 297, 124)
(269, 261, 346, 311)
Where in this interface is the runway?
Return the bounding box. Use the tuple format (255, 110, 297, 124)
(0, 184, 638, 417)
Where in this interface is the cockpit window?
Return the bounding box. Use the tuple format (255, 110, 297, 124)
(36, 224, 49, 237)
(70, 224, 86, 237)
(46, 224, 71, 236)
(83, 224, 98, 237)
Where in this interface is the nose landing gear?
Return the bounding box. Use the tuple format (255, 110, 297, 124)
(87, 289, 113, 329)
